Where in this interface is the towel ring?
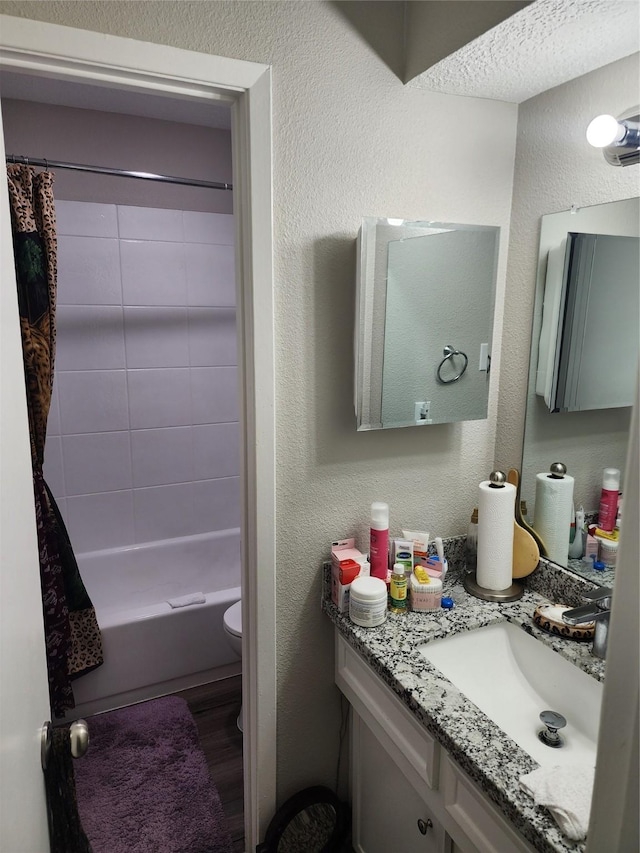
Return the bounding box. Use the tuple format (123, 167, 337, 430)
(436, 345, 468, 384)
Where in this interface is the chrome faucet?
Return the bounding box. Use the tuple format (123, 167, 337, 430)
(562, 587, 613, 659)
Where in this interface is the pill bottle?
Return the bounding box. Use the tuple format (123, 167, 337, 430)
(349, 576, 388, 627)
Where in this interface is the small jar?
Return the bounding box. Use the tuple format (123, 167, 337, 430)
(409, 575, 442, 611)
(597, 537, 618, 568)
(349, 576, 388, 627)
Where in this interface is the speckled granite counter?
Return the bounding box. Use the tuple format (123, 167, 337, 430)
(323, 561, 605, 853)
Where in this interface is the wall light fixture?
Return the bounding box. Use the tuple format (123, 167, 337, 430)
(586, 108, 640, 167)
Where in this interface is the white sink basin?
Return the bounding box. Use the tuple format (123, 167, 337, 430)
(417, 621, 602, 767)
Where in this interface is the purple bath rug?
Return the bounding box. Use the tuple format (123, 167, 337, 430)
(74, 696, 233, 853)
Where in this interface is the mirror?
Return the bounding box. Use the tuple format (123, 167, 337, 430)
(521, 196, 638, 580)
(354, 218, 500, 430)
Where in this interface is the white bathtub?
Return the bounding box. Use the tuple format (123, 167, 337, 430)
(66, 529, 241, 718)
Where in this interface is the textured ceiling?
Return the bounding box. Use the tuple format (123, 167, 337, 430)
(408, 0, 640, 103)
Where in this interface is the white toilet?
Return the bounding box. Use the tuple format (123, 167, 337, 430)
(223, 600, 243, 731)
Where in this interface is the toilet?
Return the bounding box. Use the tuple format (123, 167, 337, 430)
(223, 600, 243, 731)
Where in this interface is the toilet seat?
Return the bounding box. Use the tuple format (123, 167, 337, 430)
(224, 600, 242, 637)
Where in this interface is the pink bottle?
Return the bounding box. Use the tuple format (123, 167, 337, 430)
(598, 468, 620, 532)
(369, 502, 389, 581)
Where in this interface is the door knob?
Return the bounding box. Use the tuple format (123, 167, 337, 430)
(41, 718, 90, 769)
(70, 719, 90, 759)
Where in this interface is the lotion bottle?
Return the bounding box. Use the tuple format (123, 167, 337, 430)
(369, 502, 389, 581)
(598, 468, 620, 532)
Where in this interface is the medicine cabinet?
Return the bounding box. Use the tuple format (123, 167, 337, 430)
(354, 218, 500, 430)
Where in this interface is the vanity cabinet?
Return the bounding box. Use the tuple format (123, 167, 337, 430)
(353, 713, 446, 852)
(336, 633, 537, 853)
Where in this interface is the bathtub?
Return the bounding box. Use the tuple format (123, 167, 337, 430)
(66, 529, 241, 718)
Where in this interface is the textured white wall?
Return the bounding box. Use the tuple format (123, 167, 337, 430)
(0, 1, 519, 803)
(497, 52, 640, 499)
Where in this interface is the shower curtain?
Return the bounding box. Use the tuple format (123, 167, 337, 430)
(7, 164, 103, 717)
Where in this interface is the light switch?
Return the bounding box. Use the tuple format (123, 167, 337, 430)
(479, 343, 489, 371)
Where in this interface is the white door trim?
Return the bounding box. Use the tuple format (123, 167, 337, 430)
(0, 15, 277, 850)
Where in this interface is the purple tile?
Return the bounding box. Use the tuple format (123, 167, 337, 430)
(188, 308, 237, 366)
(131, 427, 193, 488)
(191, 477, 241, 533)
(127, 368, 191, 429)
(132, 482, 196, 543)
(56, 306, 125, 371)
(124, 307, 189, 368)
(190, 367, 239, 424)
(120, 240, 187, 306)
(57, 236, 122, 305)
(57, 370, 129, 434)
(183, 211, 234, 245)
(43, 436, 65, 500)
(56, 201, 118, 238)
(66, 490, 135, 554)
(117, 206, 184, 242)
(192, 423, 240, 480)
(62, 432, 132, 496)
(186, 243, 236, 307)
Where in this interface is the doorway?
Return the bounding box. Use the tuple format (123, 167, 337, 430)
(0, 16, 275, 852)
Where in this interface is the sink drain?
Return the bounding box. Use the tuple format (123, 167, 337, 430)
(538, 710, 566, 748)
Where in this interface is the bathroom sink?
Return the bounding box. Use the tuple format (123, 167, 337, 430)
(417, 621, 602, 767)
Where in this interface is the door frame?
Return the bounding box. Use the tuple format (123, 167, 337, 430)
(0, 14, 276, 850)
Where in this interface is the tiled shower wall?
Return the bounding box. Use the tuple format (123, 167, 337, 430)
(43, 200, 240, 554)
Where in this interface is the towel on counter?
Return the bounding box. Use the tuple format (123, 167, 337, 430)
(167, 592, 206, 608)
(519, 764, 595, 841)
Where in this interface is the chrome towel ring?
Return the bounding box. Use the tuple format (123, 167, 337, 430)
(437, 345, 468, 384)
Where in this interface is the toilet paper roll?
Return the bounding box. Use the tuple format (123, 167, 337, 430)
(534, 473, 574, 567)
(477, 480, 516, 591)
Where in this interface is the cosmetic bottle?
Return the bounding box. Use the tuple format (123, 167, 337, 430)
(597, 537, 618, 569)
(369, 502, 389, 581)
(465, 508, 478, 573)
(598, 468, 620, 532)
(389, 563, 408, 614)
(568, 507, 585, 560)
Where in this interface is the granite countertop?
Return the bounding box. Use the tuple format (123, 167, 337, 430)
(322, 559, 605, 853)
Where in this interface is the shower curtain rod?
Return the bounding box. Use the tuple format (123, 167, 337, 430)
(5, 155, 232, 191)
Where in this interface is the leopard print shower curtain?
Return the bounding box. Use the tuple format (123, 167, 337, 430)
(7, 163, 103, 717)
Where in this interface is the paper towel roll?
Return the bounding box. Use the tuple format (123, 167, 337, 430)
(534, 473, 574, 567)
(477, 480, 516, 591)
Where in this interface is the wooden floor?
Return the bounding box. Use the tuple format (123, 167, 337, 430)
(178, 676, 244, 853)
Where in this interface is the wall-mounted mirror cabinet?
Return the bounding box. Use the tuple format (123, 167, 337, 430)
(521, 195, 639, 581)
(354, 218, 500, 431)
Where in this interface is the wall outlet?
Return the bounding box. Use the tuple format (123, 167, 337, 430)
(414, 401, 431, 425)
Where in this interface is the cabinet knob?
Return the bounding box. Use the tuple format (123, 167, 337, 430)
(417, 818, 433, 835)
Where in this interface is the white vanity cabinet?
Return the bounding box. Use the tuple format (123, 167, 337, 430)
(335, 633, 537, 853)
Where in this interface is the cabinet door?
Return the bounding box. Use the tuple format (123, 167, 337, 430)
(352, 712, 447, 853)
